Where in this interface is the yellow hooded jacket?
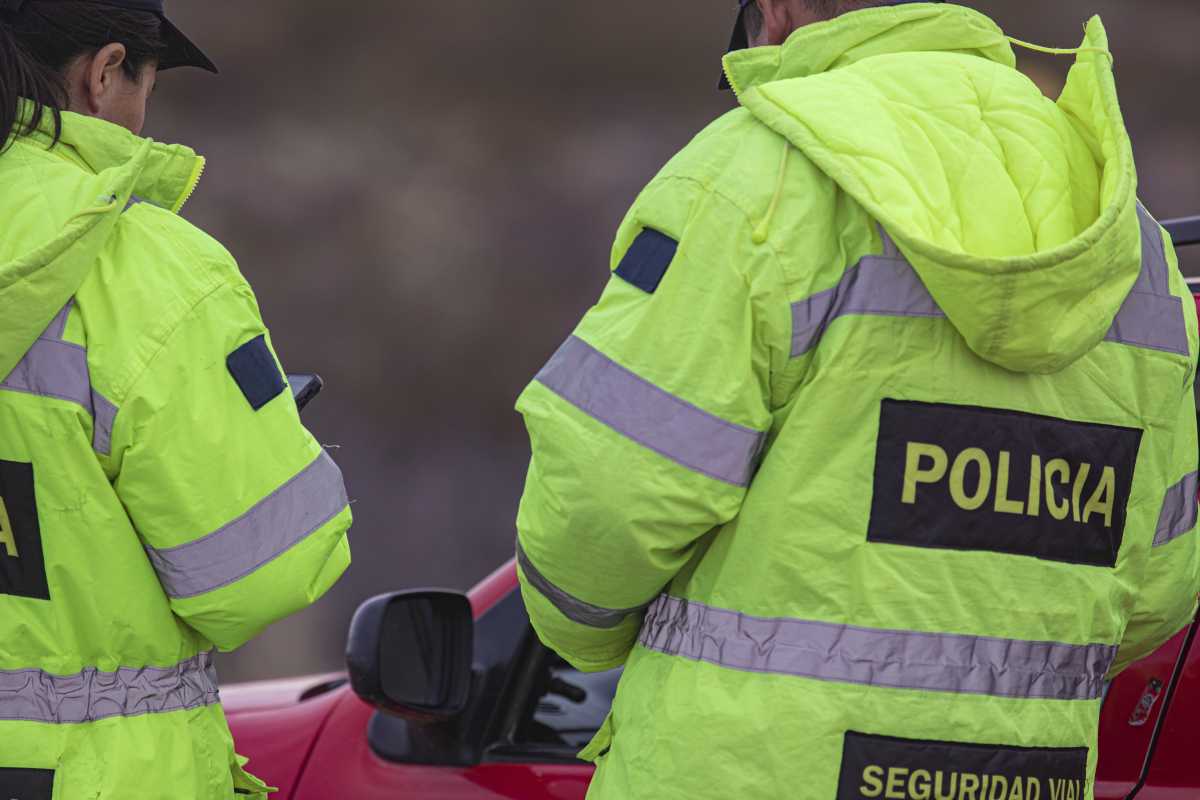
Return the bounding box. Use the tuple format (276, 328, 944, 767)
(0, 107, 351, 797)
(515, 5, 1200, 798)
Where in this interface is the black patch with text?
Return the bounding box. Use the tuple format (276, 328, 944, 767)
(0, 767, 55, 800)
(0, 460, 49, 601)
(227, 335, 286, 411)
(837, 732, 1088, 800)
(614, 228, 678, 294)
(868, 400, 1142, 567)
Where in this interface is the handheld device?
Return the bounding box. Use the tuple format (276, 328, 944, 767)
(288, 374, 324, 412)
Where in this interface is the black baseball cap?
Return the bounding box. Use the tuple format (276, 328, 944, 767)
(0, 0, 217, 73)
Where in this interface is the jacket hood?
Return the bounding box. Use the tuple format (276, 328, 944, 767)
(727, 3, 1140, 374)
(0, 106, 204, 379)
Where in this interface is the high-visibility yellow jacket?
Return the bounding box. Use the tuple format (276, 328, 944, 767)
(0, 106, 352, 798)
(515, 5, 1200, 798)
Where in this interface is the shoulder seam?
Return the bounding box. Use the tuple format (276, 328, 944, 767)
(111, 277, 237, 409)
(637, 173, 794, 412)
(117, 203, 226, 265)
(646, 173, 797, 304)
(98, 211, 230, 401)
(647, 173, 787, 266)
(95, 274, 240, 468)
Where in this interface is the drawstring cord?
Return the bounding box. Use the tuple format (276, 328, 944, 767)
(1005, 35, 1114, 65)
(754, 142, 791, 245)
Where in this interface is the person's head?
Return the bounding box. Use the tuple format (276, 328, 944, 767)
(0, 0, 214, 148)
(742, 0, 921, 47)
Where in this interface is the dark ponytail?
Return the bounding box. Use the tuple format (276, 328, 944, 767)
(0, 1, 166, 151)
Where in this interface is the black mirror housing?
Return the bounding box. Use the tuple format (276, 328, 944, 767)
(346, 590, 474, 722)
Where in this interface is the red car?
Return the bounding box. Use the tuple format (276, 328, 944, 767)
(226, 217, 1200, 800)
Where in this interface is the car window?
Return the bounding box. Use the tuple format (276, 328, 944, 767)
(515, 651, 622, 753)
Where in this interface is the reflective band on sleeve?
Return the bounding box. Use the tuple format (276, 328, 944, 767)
(1105, 206, 1189, 356)
(0, 651, 219, 724)
(146, 451, 349, 599)
(639, 596, 1116, 701)
(1134, 204, 1169, 296)
(791, 254, 945, 357)
(0, 300, 120, 455)
(2, 338, 91, 409)
(517, 540, 646, 629)
(535, 336, 767, 487)
(1105, 293, 1188, 355)
(92, 389, 118, 456)
(1154, 472, 1199, 547)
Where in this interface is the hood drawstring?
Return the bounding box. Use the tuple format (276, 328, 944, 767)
(1005, 34, 1114, 65)
(754, 141, 791, 245)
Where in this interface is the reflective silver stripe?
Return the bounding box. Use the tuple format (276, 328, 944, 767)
(146, 451, 349, 599)
(1134, 204, 1168, 296)
(1, 337, 91, 408)
(1105, 206, 1189, 356)
(793, 211, 1188, 359)
(791, 253, 944, 358)
(1154, 472, 1199, 547)
(0, 300, 120, 455)
(1105, 293, 1188, 355)
(639, 596, 1116, 701)
(535, 336, 766, 487)
(0, 651, 219, 724)
(92, 389, 118, 456)
(45, 299, 74, 341)
(878, 224, 902, 259)
(516, 540, 645, 629)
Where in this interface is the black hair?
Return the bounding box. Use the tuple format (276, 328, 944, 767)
(0, 1, 165, 151)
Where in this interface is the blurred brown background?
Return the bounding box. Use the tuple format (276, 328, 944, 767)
(148, 1, 1200, 683)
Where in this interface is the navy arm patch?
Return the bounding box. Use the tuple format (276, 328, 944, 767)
(614, 228, 678, 294)
(227, 335, 287, 411)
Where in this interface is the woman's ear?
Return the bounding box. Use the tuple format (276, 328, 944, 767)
(83, 43, 128, 113)
(756, 0, 795, 46)
(756, 0, 828, 45)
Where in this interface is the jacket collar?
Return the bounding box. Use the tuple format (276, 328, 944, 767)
(722, 2, 1015, 95)
(20, 101, 205, 213)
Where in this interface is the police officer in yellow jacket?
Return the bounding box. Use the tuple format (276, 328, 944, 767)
(515, 2, 1200, 798)
(0, 2, 351, 797)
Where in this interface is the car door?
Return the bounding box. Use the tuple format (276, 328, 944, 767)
(1095, 623, 1196, 799)
(1123, 614, 1200, 798)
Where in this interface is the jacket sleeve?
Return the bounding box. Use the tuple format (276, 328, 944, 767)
(111, 277, 352, 652)
(1110, 371, 1200, 677)
(515, 178, 789, 671)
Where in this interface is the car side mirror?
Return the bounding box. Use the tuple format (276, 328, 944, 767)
(346, 590, 474, 722)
